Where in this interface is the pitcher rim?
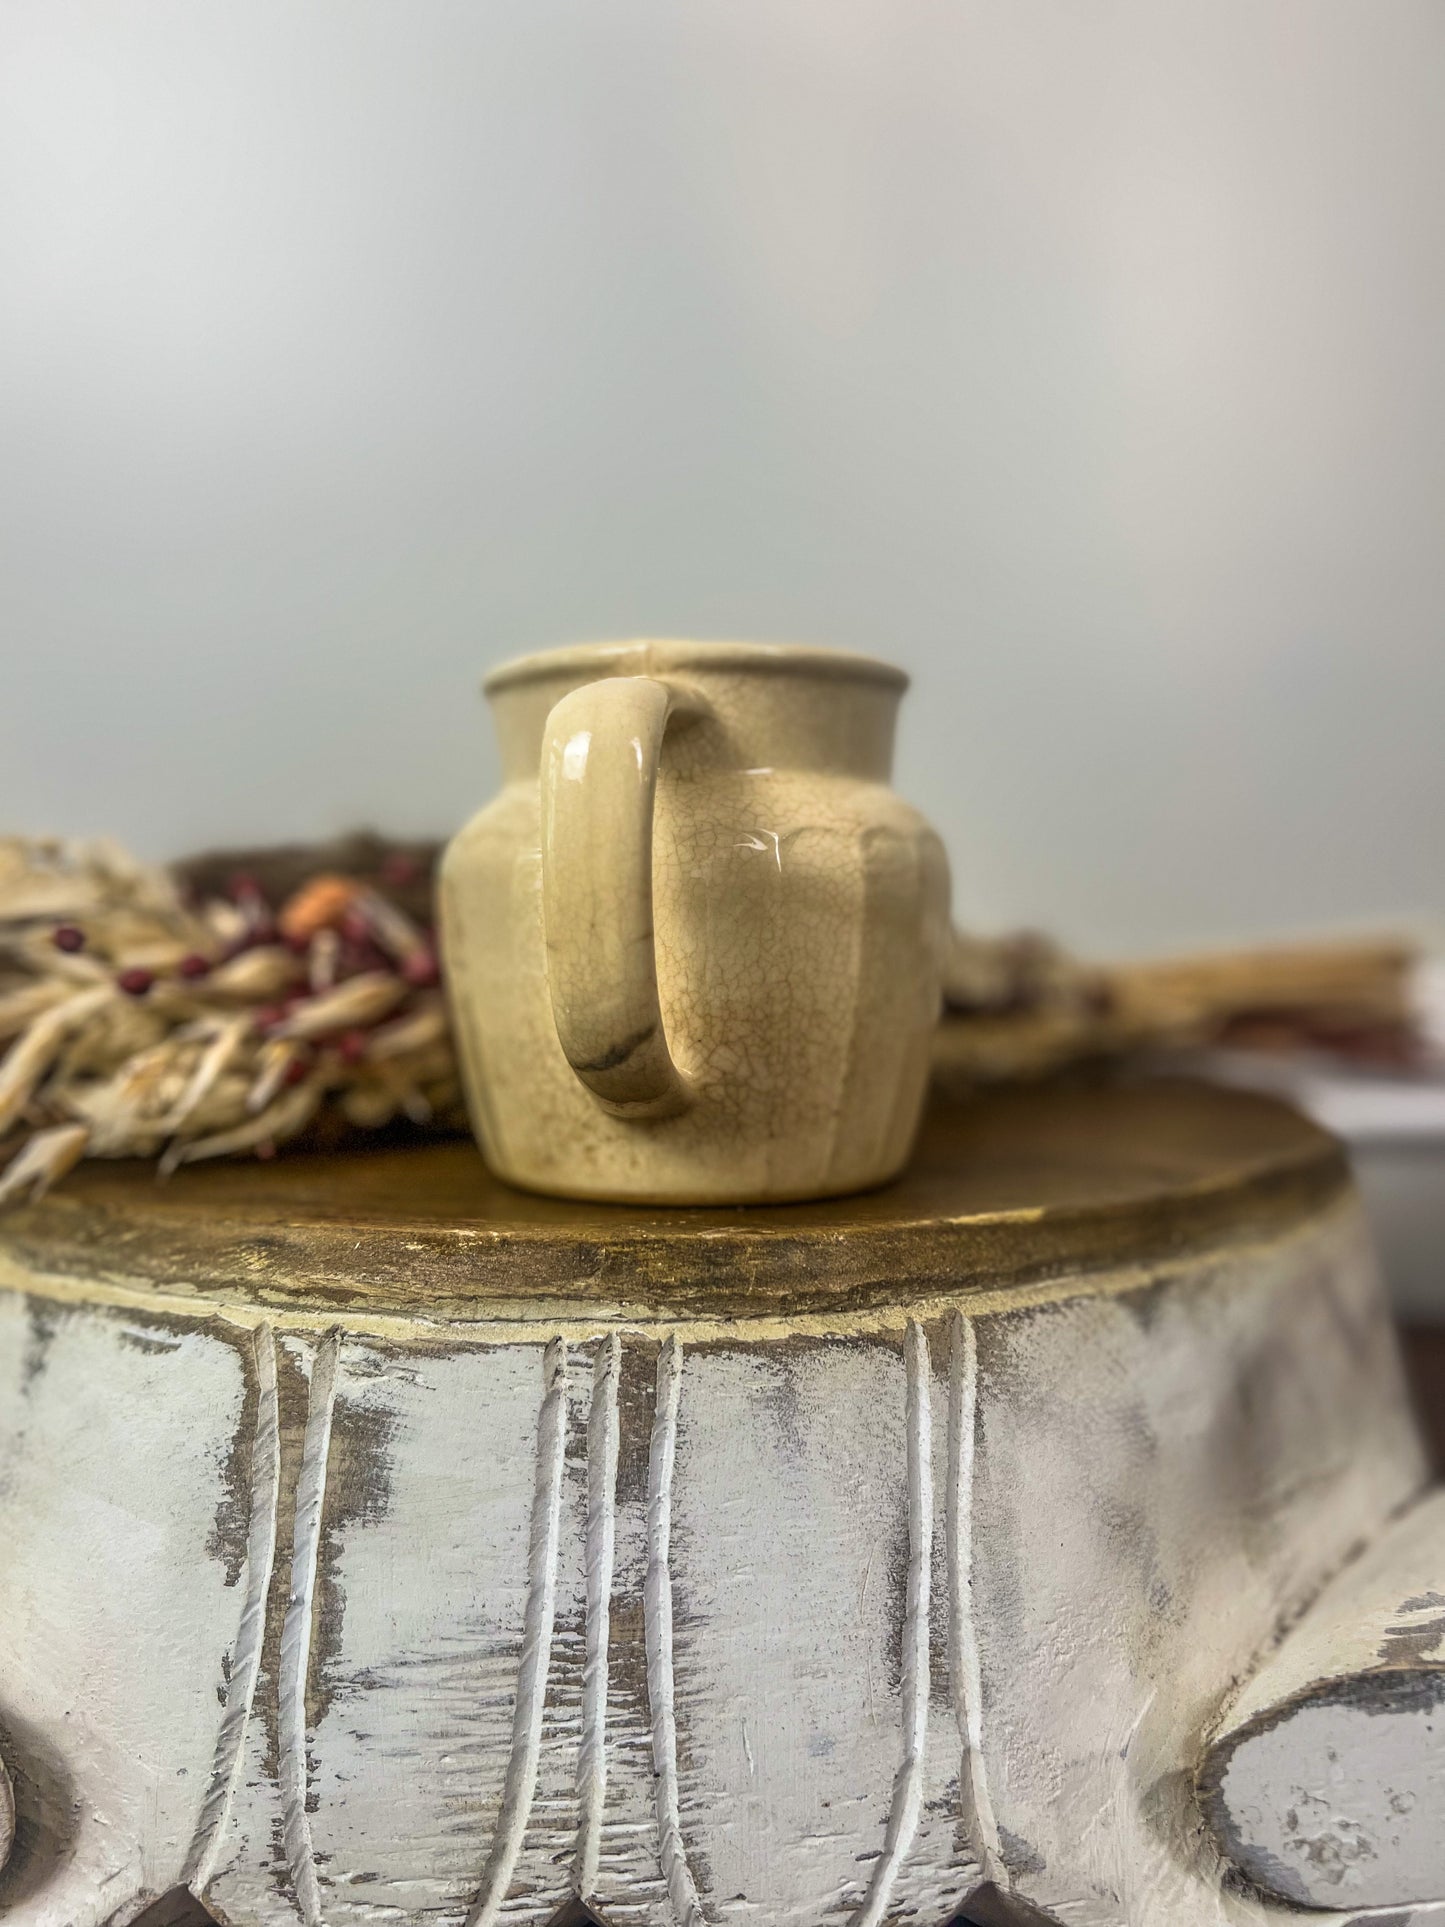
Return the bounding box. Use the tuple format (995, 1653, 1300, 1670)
(484, 638, 908, 696)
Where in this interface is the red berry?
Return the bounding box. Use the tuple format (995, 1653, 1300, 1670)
(53, 924, 86, 953)
(336, 1028, 369, 1065)
(177, 952, 212, 980)
(336, 935, 389, 979)
(339, 907, 372, 945)
(401, 948, 441, 988)
(117, 966, 154, 997)
(283, 1055, 310, 1087)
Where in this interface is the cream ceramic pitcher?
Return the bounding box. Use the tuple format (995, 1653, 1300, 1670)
(439, 640, 950, 1202)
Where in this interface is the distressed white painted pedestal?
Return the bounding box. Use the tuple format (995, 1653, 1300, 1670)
(0, 1083, 1438, 1927)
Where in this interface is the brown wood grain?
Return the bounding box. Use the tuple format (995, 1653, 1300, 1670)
(0, 1081, 1346, 1328)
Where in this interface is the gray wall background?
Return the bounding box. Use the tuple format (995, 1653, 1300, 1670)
(2, 0, 1442, 956)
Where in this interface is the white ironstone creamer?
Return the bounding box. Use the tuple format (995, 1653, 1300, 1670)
(439, 639, 951, 1203)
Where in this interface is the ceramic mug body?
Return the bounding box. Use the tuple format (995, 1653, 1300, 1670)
(440, 640, 950, 1203)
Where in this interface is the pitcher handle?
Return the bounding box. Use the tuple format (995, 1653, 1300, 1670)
(540, 676, 702, 1117)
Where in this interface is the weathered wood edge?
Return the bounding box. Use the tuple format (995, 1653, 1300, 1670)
(0, 1749, 13, 1877)
(1197, 1668, 1445, 1909)
(0, 1083, 1351, 1336)
(0, 1168, 1352, 1344)
(1200, 1662, 1445, 1803)
(1196, 1488, 1445, 1912)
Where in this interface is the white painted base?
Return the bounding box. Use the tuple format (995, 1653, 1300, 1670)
(0, 1198, 1434, 1927)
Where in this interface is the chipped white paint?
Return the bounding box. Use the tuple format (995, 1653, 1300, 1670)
(0, 1745, 13, 1876)
(882, 1327, 983, 1927)
(661, 1337, 940, 1925)
(182, 1322, 281, 1894)
(1202, 1488, 1445, 1911)
(468, 1338, 569, 1927)
(0, 1195, 1438, 1927)
(852, 1319, 933, 1927)
(278, 1341, 549, 1927)
(0, 1296, 253, 1927)
(644, 1335, 705, 1927)
(576, 1331, 621, 1903)
(948, 1311, 1004, 1891)
(280, 1328, 340, 1927)
(958, 1203, 1430, 1927)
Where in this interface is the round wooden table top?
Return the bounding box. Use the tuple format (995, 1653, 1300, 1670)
(0, 1079, 1346, 1331)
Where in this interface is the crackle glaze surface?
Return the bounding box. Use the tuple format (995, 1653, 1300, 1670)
(439, 641, 950, 1203)
(0, 1087, 1436, 1927)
